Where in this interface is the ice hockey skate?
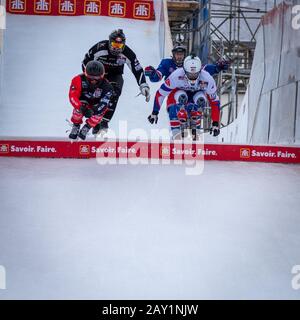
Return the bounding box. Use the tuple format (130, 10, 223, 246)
(92, 121, 109, 137)
(68, 124, 80, 140)
(78, 124, 91, 140)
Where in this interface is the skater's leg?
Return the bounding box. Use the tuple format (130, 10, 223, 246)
(71, 108, 84, 125)
(168, 104, 183, 140)
(79, 107, 108, 140)
(69, 108, 84, 139)
(94, 74, 124, 131)
(187, 102, 202, 141)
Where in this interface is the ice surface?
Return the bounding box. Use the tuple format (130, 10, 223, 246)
(0, 157, 300, 299)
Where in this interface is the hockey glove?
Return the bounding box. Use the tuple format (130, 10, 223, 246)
(145, 66, 156, 77)
(140, 83, 151, 102)
(94, 102, 107, 115)
(148, 111, 159, 124)
(94, 92, 113, 115)
(216, 59, 230, 72)
(210, 121, 220, 137)
(80, 103, 93, 118)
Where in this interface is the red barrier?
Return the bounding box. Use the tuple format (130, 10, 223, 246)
(7, 0, 155, 21)
(0, 139, 300, 163)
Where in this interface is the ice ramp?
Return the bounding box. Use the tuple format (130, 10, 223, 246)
(219, 1, 300, 145)
(0, 156, 300, 300)
(0, 0, 171, 137)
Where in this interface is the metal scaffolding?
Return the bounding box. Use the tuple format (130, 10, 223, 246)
(167, 0, 278, 128)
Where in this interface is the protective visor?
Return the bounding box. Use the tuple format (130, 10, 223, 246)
(85, 73, 103, 81)
(111, 41, 125, 49)
(186, 71, 200, 81)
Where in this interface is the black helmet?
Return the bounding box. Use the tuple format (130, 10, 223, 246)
(109, 29, 126, 55)
(172, 44, 187, 67)
(85, 61, 105, 80)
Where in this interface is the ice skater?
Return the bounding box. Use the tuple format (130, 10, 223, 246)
(82, 29, 150, 134)
(148, 55, 221, 140)
(68, 61, 114, 140)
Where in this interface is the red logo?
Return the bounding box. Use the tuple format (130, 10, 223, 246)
(133, 2, 151, 19)
(34, 0, 51, 14)
(79, 145, 90, 155)
(160, 146, 170, 157)
(240, 148, 251, 158)
(0, 144, 9, 154)
(84, 0, 101, 15)
(9, 0, 27, 13)
(109, 1, 126, 17)
(59, 0, 76, 15)
(165, 78, 171, 87)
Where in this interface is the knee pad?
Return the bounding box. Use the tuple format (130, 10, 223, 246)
(174, 90, 188, 105)
(197, 97, 206, 109)
(177, 94, 188, 105)
(193, 92, 207, 109)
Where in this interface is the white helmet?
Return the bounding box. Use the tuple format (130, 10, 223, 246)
(183, 55, 202, 83)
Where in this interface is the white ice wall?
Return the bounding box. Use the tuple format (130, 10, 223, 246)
(0, 0, 5, 107)
(219, 0, 300, 145)
(219, 90, 248, 144)
(247, 0, 300, 144)
(297, 81, 300, 141)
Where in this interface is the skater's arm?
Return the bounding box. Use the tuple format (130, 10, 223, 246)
(203, 64, 219, 76)
(82, 41, 107, 71)
(69, 76, 82, 110)
(152, 77, 174, 113)
(145, 60, 167, 82)
(155, 59, 170, 81)
(145, 66, 163, 82)
(94, 81, 114, 115)
(148, 77, 174, 124)
(203, 59, 230, 76)
(82, 44, 97, 71)
(205, 78, 220, 123)
(123, 46, 147, 86)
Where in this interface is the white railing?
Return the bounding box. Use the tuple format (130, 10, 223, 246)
(158, 0, 172, 59)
